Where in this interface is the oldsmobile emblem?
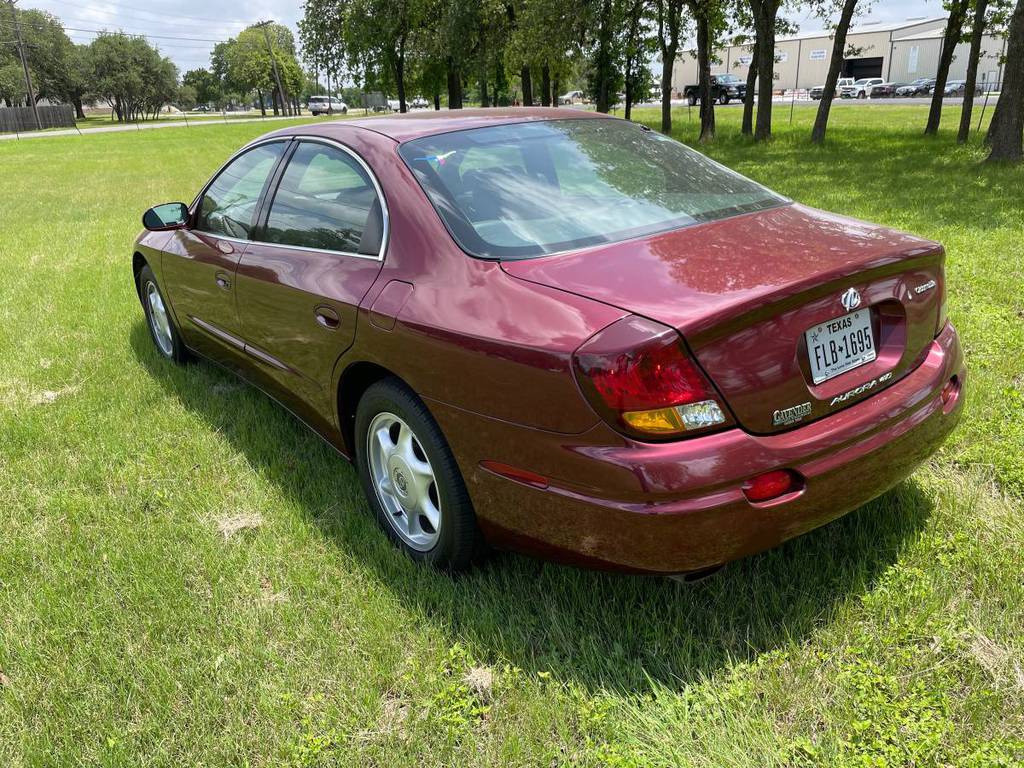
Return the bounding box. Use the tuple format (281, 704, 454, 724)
(840, 287, 862, 312)
(773, 401, 812, 426)
(914, 279, 937, 295)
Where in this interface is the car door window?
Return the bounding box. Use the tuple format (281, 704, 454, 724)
(197, 142, 286, 239)
(262, 142, 383, 256)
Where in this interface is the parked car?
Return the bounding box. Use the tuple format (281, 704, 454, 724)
(809, 77, 854, 100)
(195, 105, 211, 113)
(410, 96, 429, 109)
(939, 80, 984, 97)
(868, 82, 898, 98)
(307, 96, 348, 115)
(133, 109, 965, 574)
(558, 90, 584, 105)
(386, 99, 402, 112)
(683, 73, 746, 105)
(894, 78, 933, 97)
(841, 77, 884, 99)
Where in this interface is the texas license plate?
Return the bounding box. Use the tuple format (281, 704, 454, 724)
(806, 309, 876, 384)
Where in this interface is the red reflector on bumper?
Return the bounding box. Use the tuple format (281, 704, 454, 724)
(742, 469, 803, 503)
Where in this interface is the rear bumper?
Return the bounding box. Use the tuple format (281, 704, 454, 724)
(429, 323, 965, 574)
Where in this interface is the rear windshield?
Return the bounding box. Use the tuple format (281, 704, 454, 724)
(399, 118, 787, 260)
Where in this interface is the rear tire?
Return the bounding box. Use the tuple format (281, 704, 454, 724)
(355, 377, 484, 571)
(138, 264, 190, 364)
(687, 94, 697, 106)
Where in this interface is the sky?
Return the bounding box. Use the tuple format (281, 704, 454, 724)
(22, 0, 945, 75)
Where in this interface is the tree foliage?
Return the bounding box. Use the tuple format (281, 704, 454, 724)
(88, 33, 178, 122)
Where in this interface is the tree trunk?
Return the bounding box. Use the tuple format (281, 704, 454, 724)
(958, 0, 989, 143)
(660, 49, 677, 133)
(434, 89, 441, 110)
(594, 0, 614, 113)
(258, 91, 266, 117)
(395, 36, 408, 113)
(521, 66, 533, 106)
(73, 97, 85, 120)
(480, 73, 489, 107)
(552, 76, 560, 108)
(926, 0, 969, 135)
(811, 0, 857, 144)
(447, 57, 463, 109)
(742, 43, 758, 135)
(541, 64, 551, 106)
(624, 63, 634, 120)
(752, 1, 777, 141)
(988, 0, 1024, 161)
(695, 10, 716, 141)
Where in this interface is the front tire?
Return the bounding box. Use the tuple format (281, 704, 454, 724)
(138, 264, 190, 364)
(687, 93, 697, 106)
(355, 378, 484, 571)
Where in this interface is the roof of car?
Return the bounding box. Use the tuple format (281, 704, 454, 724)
(270, 107, 613, 144)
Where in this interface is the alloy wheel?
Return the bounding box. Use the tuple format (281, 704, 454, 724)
(146, 280, 174, 357)
(366, 411, 442, 552)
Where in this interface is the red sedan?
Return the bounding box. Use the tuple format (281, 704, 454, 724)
(133, 109, 965, 574)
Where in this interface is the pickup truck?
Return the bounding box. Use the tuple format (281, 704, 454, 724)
(810, 78, 855, 100)
(840, 77, 884, 99)
(683, 74, 746, 105)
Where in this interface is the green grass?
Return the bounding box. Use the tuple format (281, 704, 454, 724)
(0, 105, 1022, 767)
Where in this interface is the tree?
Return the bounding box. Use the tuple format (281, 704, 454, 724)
(588, 0, 620, 112)
(621, 0, 656, 119)
(656, 0, 686, 133)
(925, 0, 971, 135)
(64, 44, 92, 119)
(346, 0, 428, 112)
(810, 0, 862, 144)
(742, 41, 757, 135)
(958, 0, 989, 142)
(685, 0, 726, 142)
(298, 0, 348, 104)
(987, 0, 1024, 160)
(88, 33, 178, 121)
(183, 68, 222, 108)
(219, 24, 302, 116)
(749, 0, 783, 141)
(0, 63, 22, 107)
(176, 84, 198, 110)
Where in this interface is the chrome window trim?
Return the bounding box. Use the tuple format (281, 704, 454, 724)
(191, 134, 390, 264)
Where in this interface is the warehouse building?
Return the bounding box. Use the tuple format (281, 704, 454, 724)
(670, 16, 1008, 95)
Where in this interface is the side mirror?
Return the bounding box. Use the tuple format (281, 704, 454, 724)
(142, 202, 189, 231)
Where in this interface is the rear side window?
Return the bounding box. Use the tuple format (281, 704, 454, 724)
(262, 142, 383, 256)
(399, 118, 786, 260)
(198, 142, 285, 239)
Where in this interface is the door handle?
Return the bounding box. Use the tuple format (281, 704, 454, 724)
(215, 272, 231, 290)
(314, 305, 340, 330)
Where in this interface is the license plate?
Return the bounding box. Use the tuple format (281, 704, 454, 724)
(806, 309, 876, 384)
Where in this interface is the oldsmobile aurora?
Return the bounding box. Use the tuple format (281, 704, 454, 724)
(133, 109, 965, 573)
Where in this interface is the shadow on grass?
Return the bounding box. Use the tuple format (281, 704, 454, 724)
(131, 321, 933, 693)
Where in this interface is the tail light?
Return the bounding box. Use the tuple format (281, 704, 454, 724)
(573, 316, 732, 440)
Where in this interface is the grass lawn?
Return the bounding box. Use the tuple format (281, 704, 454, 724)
(0, 105, 1021, 767)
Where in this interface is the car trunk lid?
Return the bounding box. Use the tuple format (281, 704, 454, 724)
(501, 204, 945, 435)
